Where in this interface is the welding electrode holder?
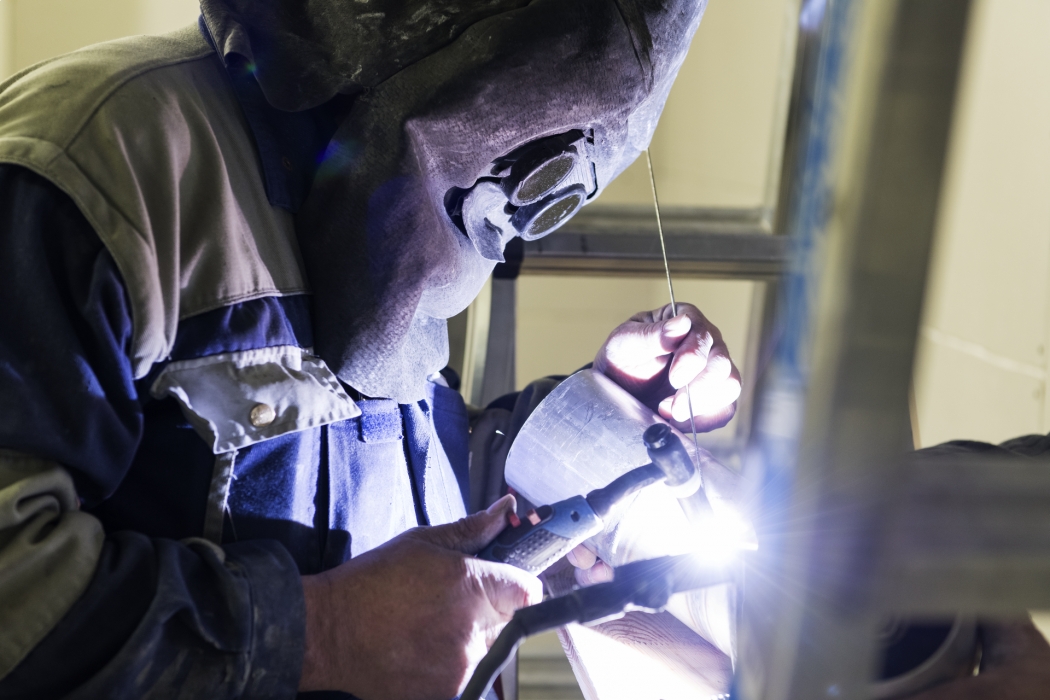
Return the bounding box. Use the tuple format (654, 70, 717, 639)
(477, 423, 714, 575)
(475, 465, 662, 574)
(459, 554, 734, 700)
(643, 423, 716, 524)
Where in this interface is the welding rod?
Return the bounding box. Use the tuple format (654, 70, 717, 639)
(645, 149, 706, 489)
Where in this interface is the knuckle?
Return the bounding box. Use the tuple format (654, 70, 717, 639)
(695, 330, 715, 351)
(459, 513, 487, 539)
(634, 309, 657, 323)
(706, 353, 733, 377)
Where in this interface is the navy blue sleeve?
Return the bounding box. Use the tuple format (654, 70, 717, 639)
(0, 166, 140, 503)
(0, 165, 304, 699)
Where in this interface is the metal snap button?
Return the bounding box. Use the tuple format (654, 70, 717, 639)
(249, 403, 276, 427)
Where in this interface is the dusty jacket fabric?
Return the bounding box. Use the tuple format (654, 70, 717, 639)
(0, 25, 305, 379)
(0, 25, 468, 698)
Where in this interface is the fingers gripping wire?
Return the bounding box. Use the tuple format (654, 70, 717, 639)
(645, 149, 703, 487)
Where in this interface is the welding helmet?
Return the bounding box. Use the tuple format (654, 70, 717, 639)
(201, 0, 709, 402)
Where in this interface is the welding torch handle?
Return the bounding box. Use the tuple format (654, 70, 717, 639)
(478, 461, 667, 574)
(476, 495, 604, 574)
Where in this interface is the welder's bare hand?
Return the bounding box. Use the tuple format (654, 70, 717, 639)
(299, 494, 542, 699)
(594, 303, 742, 432)
(904, 619, 1050, 700)
(566, 544, 613, 586)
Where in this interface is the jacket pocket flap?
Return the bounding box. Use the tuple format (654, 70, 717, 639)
(151, 346, 361, 454)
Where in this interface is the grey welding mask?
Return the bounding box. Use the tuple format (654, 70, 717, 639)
(201, 0, 708, 402)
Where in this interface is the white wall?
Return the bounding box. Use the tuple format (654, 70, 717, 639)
(913, 0, 1050, 447)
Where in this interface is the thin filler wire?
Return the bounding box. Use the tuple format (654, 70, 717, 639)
(645, 149, 703, 484)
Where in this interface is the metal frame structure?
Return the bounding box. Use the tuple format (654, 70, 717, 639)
(521, 206, 788, 279)
(736, 1, 1050, 698)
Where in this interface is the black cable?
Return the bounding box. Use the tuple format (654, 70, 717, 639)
(585, 462, 663, 518)
(460, 620, 527, 700)
(460, 555, 734, 700)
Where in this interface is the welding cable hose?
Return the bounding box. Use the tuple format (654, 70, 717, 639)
(459, 554, 733, 700)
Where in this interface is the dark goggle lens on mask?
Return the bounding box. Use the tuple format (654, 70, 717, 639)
(505, 148, 578, 205)
(510, 184, 586, 240)
(447, 131, 594, 255)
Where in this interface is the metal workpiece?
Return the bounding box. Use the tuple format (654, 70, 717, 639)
(504, 368, 743, 567)
(738, 0, 976, 698)
(504, 368, 749, 657)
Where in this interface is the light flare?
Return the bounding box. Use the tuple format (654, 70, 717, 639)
(631, 500, 757, 569)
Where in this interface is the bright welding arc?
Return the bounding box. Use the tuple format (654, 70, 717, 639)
(645, 149, 703, 487)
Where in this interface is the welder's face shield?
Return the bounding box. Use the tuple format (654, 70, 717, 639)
(447, 130, 597, 261)
(289, 0, 709, 401)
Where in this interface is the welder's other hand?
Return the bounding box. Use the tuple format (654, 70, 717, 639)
(594, 303, 741, 432)
(566, 544, 613, 586)
(299, 494, 542, 699)
(904, 619, 1050, 700)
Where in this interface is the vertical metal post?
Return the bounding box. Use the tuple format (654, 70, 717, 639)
(460, 277, 492, 407)
(738, 1, 973, 698)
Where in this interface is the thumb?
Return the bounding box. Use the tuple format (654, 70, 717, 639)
(410, 494, 517, 554)
(626, 313, 692, 359)
(469, 557, 544, 620)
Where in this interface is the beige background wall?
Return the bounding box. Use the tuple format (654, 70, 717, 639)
(0, 0, 198, 78)
(0, 2, 12, 79)
(598, 0, 798, 209)
(913, 0, 1050, 448)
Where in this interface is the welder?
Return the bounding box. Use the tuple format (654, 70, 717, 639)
(0, 1, 745, 698)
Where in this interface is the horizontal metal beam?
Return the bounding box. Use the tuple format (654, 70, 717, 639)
(521, 205, 788, 278)
(878, 455, 1050, 613)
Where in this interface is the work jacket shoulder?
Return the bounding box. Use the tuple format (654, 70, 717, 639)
(0, 25, 307, 379)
